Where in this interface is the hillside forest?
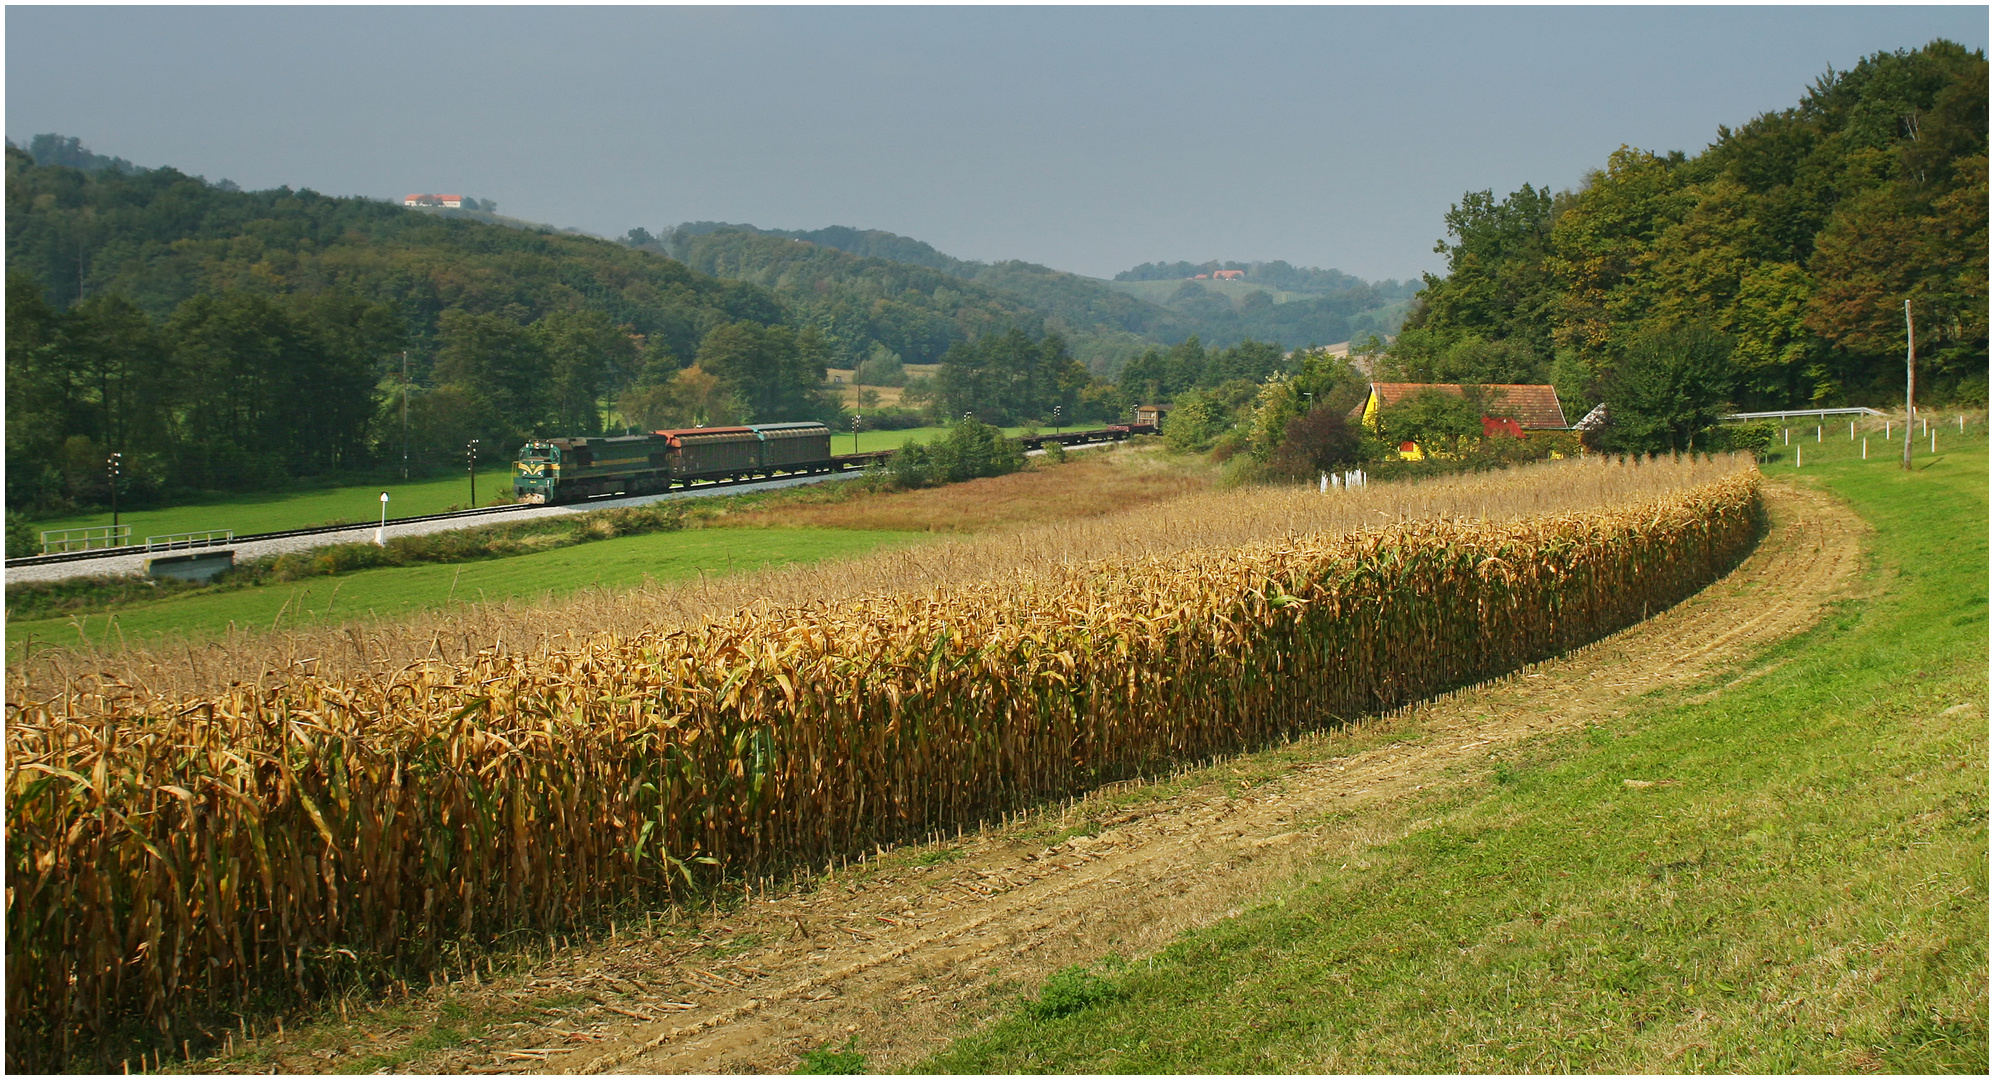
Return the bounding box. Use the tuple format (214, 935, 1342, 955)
(1156, 39, 1987, 478)
(1390, 39, 1986, 418)
(648, 222, 1414, 370)
(4, 138, 1389, 517)
(4, 40, 1983, 520)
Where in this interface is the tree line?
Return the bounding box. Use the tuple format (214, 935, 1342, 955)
(1114, 258, 1420, 300)
(1389, 39, 1986, 439)
(3, 142, 837, 513)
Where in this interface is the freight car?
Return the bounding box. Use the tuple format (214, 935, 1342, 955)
(513, 423, 849, 504)
(512, 421, 1159, 504)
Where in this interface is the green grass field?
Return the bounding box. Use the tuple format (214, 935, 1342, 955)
(923, 427, 1988, 1073)
(835, 425, 1046, 454)
(9, 527, 923, 654)
(25, 427, 1072, 548)
(27, 467, 520, 547)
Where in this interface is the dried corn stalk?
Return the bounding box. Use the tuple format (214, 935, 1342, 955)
(5, 470, 1760, 1066)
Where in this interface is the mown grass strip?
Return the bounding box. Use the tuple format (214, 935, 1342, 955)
(920, 432, 1987, 1074)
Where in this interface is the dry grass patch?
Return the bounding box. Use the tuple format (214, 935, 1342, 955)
(6, 453, 1753, 698)
(705, 447, 1214, 533)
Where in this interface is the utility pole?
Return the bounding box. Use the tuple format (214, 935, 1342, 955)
(401, 350, 410, 480)
(466, 439, 480, 507)
(1903, 300, 1916, 471)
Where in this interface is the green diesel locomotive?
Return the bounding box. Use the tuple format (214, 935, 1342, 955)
(513, 423, 837, 504)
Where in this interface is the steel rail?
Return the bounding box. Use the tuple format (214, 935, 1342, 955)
(5, 457, 902, 570)
(2, 432, 1138, 572)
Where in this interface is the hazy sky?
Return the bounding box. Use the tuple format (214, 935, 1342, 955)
(7, 5, 1987, 281)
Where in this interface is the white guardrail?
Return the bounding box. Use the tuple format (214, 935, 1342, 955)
(38, 525, 132, 554)
(145, 530, 234, 552)
(34, 526, 237, 556)
(1724, 407, 1887, 421)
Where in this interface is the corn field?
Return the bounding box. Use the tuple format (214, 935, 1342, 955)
(5, 468, 1760, 1068)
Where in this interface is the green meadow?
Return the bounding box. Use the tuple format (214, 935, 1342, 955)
(23, 426, 1064, 548)
(922, 425, 1988, 1073)
(27, 466, 519, 547)
(9, 526, 922, 654)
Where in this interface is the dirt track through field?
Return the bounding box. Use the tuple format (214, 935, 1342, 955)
(250, 481, 1865, 1075)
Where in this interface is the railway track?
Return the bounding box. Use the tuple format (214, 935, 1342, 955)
(2, 460, 886, 571)
(4, 428, 1148, 574)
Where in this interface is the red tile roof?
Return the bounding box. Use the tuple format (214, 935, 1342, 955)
(1366, 383, 1568, 429)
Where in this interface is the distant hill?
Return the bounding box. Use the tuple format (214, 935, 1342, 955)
(647, 223, 1418, 369)
(1115, 258, 1419, 298)
(5, 138, 801, 509)
(646, 224, 1186, 373)
(406, 202, 603, 239)
(5, 149, 778, 358)
(673, 222, 965, 274)
(1106, 275, 1414, 349)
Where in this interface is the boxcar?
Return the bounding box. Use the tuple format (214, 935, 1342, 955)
(663, 427, 762, 480)
(752, 422, 833, 470)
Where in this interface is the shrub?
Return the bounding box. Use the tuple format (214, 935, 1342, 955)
(1264, 406, 1364, 481)
(5, 512, 42, 560)
(1714, 421, 1777, 457)
(885, 419, 1025, 489)
(858, 406, 926, 431)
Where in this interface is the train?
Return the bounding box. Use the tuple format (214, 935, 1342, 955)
(512, 421, 1159, 504)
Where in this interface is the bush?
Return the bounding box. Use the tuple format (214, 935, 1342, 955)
(6, 512, 43, 560)
(1713, 421, 1777, 456)
(885, 420, 1026, 489)
(857, 406, 927, 431)
(1264, 406, 1364, 481)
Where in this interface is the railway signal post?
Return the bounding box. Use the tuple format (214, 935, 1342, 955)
(107, 452, 122, 531)
(466, 439, 481, 507)
(377, 492, 389, 546)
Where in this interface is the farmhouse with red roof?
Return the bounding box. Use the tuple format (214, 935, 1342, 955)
(1352, 382, 1568, 460)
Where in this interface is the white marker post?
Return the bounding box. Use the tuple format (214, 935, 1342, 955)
(377, 492, 390, 546)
